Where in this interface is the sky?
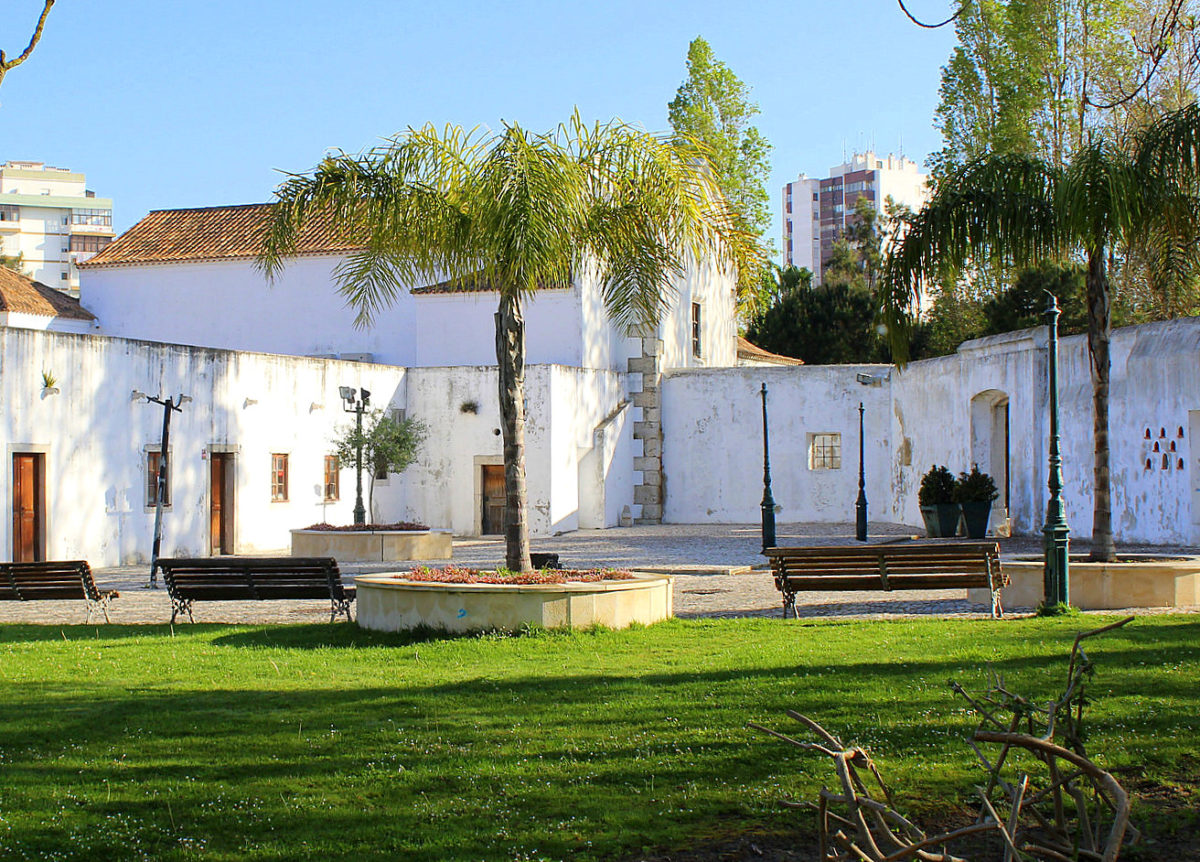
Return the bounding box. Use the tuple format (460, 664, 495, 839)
(0, 0, 958, 254)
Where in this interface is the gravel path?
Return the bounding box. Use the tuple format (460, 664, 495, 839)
(2, 522, 1196, 626)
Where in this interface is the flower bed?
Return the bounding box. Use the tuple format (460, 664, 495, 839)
(404, 565, 633, 585)
(303, 521, 430, 532)
(356, 569, 672, 632)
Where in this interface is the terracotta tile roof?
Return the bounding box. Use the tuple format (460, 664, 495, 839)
(79, 203, 359, 268)
(0, 268, 95, 320)
(736, 335, 804, 366)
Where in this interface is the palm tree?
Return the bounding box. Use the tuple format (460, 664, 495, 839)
(258, 115, 753, 572)
(883, 105, 1200, 562)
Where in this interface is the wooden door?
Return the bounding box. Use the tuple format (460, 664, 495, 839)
(481, 465, 506, 535)
(210, 454, 235, 555)
(12, 454, 44, 562)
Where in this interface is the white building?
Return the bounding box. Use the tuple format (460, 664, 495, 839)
(0, 161, 114, 296)
(782, 152, 928, 284)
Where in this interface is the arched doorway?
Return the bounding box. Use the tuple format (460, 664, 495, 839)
(970, 390, 1010, 534)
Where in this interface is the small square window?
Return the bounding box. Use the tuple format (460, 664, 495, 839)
(324, 455, 340, 502)
(271, 453, 289, 501)
(146, 449, 171, 507)
(809, 433, 842, 470)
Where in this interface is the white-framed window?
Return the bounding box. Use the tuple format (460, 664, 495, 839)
(808, 433, 842, 470)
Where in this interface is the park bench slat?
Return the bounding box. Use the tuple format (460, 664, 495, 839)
(158, 556, 353, 623)
(0, 560, 117, 622)
(764, 542, 1006, 619)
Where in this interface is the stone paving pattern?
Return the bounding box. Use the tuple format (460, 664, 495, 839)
(2, 523, 1196, 626)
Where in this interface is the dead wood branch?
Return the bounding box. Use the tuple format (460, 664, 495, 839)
(0, 1, 55, 90)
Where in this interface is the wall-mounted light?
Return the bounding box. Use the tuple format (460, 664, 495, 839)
(310, 402, 324, 412)
(131, 389, 149, 401)
(856, 372, 889, 387)
(243, 397, 258, 408)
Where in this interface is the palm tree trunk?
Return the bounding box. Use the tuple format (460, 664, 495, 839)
(495, 291, 533, 572)
(1085, 246, 1115, 562)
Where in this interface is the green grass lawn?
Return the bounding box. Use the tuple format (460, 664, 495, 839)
(0, 616, 1197, 861)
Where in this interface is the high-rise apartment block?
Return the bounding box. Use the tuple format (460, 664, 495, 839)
(782, 152, 927, 284)
(0, 161, 114, 295)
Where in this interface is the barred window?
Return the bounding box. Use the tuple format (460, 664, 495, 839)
(809, 433, 842, 470)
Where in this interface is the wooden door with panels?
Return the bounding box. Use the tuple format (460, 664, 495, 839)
(12, 453, 45, 562)
(209, 453, 236, 555)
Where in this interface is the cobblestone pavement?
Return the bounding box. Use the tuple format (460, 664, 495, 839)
(2, 522, 1196, 626)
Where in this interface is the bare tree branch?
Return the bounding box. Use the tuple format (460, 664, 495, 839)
(0, 1, 56, 90)
(896, 0, 961, 29)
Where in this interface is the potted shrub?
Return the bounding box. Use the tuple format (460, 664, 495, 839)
(954, 465, 1000, 539)
(918, 465, 960, 538)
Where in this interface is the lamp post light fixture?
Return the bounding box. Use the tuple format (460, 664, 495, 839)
(141, 392, 191, 588)
(855, 401, 868, 542)
(759, 382, 777, 553)
(340, 386, 371, 525)
(1042, 292, 1070, 607)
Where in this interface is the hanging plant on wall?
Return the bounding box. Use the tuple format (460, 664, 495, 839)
(40, 369, 59, 396)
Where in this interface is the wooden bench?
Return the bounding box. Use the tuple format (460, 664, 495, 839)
(764, 542, 1007, 619)
(0, 560, 119, 623)
(157, 557, 355, 623)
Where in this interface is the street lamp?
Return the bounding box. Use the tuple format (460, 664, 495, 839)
(140, 392, 191, 587)
(340, 386, 371, 525)
(759, 382, 776, 553)
(855, 401, 868, 541)
(1042, 292, 1070, 607)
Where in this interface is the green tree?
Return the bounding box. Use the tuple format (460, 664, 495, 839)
(0, 252, 26, 274)
(668, 37, 772, 312)
(332, 411, 427, 521)
(0, 1, 54, 91)
(982, 263, 1090, 335)
(883, 104, 1200, 561)
(260, 115, 751, 571)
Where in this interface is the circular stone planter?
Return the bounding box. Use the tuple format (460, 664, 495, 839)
(968, 554, 1200, 610)
(355, 573, 674, 632)
(290, 529, 452, 562)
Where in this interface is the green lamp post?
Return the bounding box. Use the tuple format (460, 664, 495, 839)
(1042, 292, 1070, 607)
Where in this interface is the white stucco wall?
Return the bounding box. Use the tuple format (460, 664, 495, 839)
(0, 327, 405, 566)
(82, 256, 420, 365)
(411, 289, 584, 368)
(389, 363, 630, 539)
(662, 318, 1200, 545)
(662, 365, 893, 523)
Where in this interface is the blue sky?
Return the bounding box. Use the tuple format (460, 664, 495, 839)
(0, 0, 956, 254)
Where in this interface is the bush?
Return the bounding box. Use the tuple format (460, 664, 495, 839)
(953, 465, 999, 503)
(918, 465, 956, 506)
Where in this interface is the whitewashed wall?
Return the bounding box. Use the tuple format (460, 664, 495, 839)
(382, 364, 629, 537)
(0, 328, 405, 565)
(662, 365, 894, 523)
(662, 319, 1200, 545)
(82, 256, 420, 365)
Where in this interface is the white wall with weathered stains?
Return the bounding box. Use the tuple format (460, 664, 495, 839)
(661, 365, 894, 524)
(0, 327, 405, 565)
(662, 318, 1200, 545)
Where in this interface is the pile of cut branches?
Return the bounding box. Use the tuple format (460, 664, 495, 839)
(752, 617, 1138, 861)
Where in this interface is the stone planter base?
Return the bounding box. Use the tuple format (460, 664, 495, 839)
(290, 529, 452, 562)
(969, 555, 1200, 610)
(355, 573, 674, 632)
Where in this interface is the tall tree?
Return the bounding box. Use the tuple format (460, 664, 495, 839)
(883, 104, 1200, 561)
(260, 115, 752, 571)
(669, 37, 772, 311)
(0, 1, 54, 91)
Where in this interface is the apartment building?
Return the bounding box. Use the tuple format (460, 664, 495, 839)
(782, 152, 927, 284)
(0, 161, 114, 295)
